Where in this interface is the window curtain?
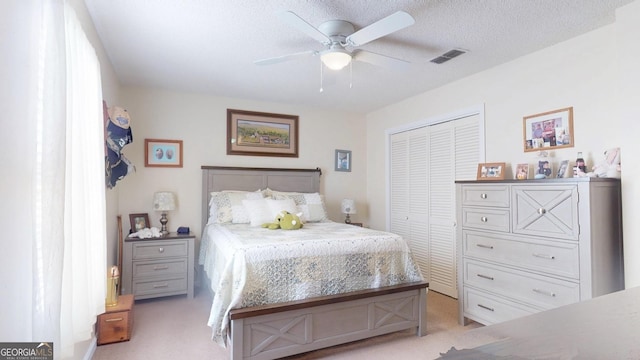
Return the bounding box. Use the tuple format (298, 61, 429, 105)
(1, 1, 107, 358)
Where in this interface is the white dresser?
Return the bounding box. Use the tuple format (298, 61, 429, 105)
(122, 233, 195, 300)
(455, 178, 623, 326)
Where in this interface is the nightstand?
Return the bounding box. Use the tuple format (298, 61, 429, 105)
(97, 294, 134, 345)
(122, 232, 195, 300)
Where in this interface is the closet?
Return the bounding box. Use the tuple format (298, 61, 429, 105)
(389, 112, 482, 297)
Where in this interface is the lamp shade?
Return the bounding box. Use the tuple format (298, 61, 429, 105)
(321, 49, 352, 70)
(341, 199, 356, 214)
(153, 191, 176, 212)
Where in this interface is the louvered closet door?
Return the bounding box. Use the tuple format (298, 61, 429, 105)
(389, 128, 430, 281)
(428, 115, 481, 297)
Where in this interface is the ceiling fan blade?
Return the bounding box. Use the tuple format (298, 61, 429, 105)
(346, 11, 415, 47)
(353, 50, 410, 71)
(254, 50, 318, 66)
(277, 11, 331, 45)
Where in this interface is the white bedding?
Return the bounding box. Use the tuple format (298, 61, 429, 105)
(198, 221, 424, 345)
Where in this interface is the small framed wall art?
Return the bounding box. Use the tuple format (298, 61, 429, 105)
(523, 107, 574, 152)
(477, 162, 506, 181)
(335, 149, 351, 172)
(145, 139, 183, 167)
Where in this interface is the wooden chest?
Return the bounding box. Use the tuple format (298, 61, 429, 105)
(97, 294, 134, 345)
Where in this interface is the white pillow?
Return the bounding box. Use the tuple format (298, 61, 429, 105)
(271, 191, 329, 222)
(242, 199, 273, 227)
(266, 198, 298, 216)
(208, 190, 263, 224)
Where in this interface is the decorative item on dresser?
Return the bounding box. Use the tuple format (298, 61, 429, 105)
(121, 232, 195, 300)
(477, 162, 506, 180)
(153, 191, 177, 236)
(97, 294, 134, 345)
(455, 178, 624, 327)
(341, 198, 356, 223)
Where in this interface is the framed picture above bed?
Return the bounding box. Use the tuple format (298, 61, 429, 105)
(335, 149, 352, 172)
(227, 109, 299, 157)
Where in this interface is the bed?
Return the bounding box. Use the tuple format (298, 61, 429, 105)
(199, 166, 428, 360)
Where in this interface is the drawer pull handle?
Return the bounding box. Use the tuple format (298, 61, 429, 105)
(153, 283, 169, 288)
(533, 253, 556, 260)
(158, 247, 164, 253)
(477, 274, 494, 281)
(480, 193, 487, 199)
(154, 266, 169, 270)
(477, 304, 494, 312)
(477, 244, 494, 249)
(533, 288, 556, 297)
(537, 208, 547, 215)
(105, 317, 123, 322)
(480, 216, 488, 222)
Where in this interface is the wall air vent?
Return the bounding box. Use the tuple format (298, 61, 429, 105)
(430, 49, 466, 64)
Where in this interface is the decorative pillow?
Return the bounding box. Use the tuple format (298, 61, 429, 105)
(242, 199, 273, 227)
(266, 198, 298, 217)
(271, 191, 329, 222)
(208, 190, 263, 224)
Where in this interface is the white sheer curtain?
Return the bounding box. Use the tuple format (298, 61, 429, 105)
(1, 1, 106, 358)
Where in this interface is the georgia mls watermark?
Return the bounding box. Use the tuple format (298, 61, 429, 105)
(0, 342, 53, 360)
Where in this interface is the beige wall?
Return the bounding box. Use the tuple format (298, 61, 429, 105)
(366, 2, 640, 288)
(115, 87, 367, 244)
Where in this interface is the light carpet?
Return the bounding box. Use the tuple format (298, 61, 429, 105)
(92, 288, 490, 359)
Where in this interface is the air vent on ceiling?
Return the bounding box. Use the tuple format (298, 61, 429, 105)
(430, 49, 466, 64)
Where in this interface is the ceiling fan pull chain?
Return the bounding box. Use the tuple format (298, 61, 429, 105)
(319, 60, 324, 92)
(349, 61, 353, 89)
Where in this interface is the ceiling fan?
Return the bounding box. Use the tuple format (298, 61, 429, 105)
(255, 10, 415, 71)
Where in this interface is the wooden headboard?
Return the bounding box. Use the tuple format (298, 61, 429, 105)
(201, 166, 322, 230)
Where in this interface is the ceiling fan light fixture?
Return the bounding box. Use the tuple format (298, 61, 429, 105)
(321, 49, 352, 70)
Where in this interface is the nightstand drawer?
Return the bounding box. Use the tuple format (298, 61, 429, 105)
(132, 276, 187, 297)
(132, 258, 187, 278)
(132, 240, 188, 260)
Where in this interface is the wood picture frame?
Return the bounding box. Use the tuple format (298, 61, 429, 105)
(145, 139, 183, 167)
(523, 107, 574, 152)
(516, 163, 529, 180)
(477, 162, 506, 180)
(335, 149, 352, 172)
(129, 213, 150, 233)
(227, 109, 299, 157)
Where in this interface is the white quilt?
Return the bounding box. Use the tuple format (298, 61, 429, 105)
(198, 221, 424, 345)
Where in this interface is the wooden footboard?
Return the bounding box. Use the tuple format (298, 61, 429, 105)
(228, 281, 428, 360)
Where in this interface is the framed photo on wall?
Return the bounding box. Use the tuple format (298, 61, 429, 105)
(145, 139, 183, 167)
(227, 109, 299, 157)
(523, 107, 574, 152)
(335, 149, 352, 172)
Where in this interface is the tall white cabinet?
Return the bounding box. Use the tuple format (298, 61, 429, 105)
(455, 178, 624, 325)
(389, 115, 481, 297)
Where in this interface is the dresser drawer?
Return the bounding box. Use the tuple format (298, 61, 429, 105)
(463, 260, 580, 310)
(461, 208, 510, 232)
(460, 185, 510, 208)
(132, 258, 187, 278)
(132, 240, 188, 260)
(463, 288, 537, 325)
(132, 276, 187, 297)
(462, 231, 579, 279)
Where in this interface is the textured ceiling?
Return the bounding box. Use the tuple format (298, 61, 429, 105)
(84, 0, 633, 114)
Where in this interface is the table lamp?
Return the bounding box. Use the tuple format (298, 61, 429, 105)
(341, 199, 356, 224)
(153, 191, 176, 236)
